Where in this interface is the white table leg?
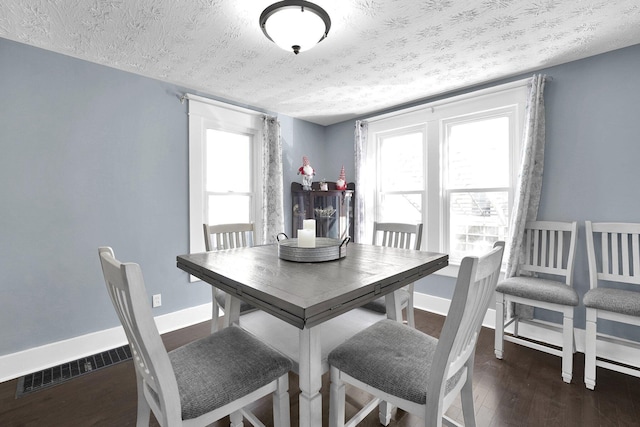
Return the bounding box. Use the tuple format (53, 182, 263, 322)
(225, 293, 241, 327)
(298, 326, 322, 427)
(380, 291, 403, 422)
(385, 290, 402, 322)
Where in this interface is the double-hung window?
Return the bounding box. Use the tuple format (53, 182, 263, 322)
(187, 95, 263, 256)
(367, 81, 528, 271)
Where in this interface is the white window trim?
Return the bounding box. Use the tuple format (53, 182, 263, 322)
(187, 94, 264, 260)
(366, 80, 529, 277)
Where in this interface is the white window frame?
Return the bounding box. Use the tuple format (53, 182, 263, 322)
(187, 94, 264, 259)
(367, 80, 529, 276)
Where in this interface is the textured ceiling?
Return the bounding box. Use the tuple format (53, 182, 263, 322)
(1, 0, 640, 125)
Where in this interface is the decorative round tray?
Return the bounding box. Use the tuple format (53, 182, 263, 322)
(276, 233, 350, 263)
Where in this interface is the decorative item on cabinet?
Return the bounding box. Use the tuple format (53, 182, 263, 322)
(291, 181, 354, 240)
(297, 155, 315, 190)
(336, 165, 347, 190)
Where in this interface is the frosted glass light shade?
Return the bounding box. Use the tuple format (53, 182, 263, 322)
(260, 1, 331, 54)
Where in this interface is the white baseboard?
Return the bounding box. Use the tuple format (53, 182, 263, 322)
(0, 303, 213, 384)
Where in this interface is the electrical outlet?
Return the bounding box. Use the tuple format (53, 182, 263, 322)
(152, 294, 162, 308)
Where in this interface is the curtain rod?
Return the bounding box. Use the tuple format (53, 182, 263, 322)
(179, 93, 268, 117)
(363, 76, 545, 124)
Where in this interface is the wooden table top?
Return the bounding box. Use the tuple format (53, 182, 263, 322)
(177, 243, 448, 329)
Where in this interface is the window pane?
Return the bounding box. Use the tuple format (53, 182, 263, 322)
(380, 132, 423, 191)
(449, 191, 508, 262)
(447, 116, 509, 189)
(378, 193, 422, 223)
(207, 195, 251, 225)
(206, 129, 251, 192)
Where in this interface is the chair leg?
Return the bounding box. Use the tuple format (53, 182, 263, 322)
(135, 377, 151, 427)
(405, 283, 416, 328)
(230, 410, 244, 427)
(211, 288, 220, 333)
(494, 293, 505, 359)
(460, 360, 477, 427)
(585, 308, 597, 390)
(561, 309, 574, 383)
(272, 375, 291, 427)
(329, 367, 346, 427)
(378, 401, 392, 426)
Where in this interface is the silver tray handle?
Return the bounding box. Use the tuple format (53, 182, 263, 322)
(339, 236, 350, 257)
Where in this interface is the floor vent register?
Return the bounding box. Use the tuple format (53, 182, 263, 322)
(16, 345, 132, 398)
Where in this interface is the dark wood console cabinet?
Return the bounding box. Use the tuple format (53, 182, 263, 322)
(291, 181, 355, 240)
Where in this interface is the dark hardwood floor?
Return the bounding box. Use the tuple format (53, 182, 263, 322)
(2, 310, 639, 426)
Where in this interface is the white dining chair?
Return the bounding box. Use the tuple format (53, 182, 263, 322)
(98, 247, 292, 427)
(584, 221, 640, 390)
(361, 222, 423, 327)
(328, 242, 504, 427)
(203, 223, 257, 333)
(494, 220, 578, 383)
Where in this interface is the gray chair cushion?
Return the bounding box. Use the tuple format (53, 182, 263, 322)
(215, 292, 256, 313)
(496, 276, 579, 306)
(583, 288, 640, 316)
(361, 288, 410, 314)
(328, 319, 462, 405)
(168, 326, 291, 420)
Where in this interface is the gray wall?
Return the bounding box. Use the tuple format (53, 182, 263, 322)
(0, 38, 323, 356)
(325, 43, 640, 339)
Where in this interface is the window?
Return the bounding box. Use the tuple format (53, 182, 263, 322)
(187, 95, 263, 256)
(205, 129, 253, 225)
(377, 126, 425, 225)
(367, 81, 528, 269)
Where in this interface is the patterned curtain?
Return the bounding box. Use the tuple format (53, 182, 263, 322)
(505, 74, 547, 316)
(261, 115, 284, 244)
(354, 120, 369, 243)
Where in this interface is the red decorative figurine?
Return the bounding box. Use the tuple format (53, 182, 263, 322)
(336, 165, 346, 190)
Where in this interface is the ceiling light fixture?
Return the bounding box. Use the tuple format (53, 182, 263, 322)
(259, 1, 331, 55)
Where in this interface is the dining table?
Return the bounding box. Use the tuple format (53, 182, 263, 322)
(177, 242, 448, 427)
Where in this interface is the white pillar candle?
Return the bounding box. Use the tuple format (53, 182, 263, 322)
(303, 219, 316, 231)
(298, 229, 316, 248)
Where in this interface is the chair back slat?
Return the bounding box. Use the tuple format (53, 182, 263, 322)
(372, 222, 423, 250)
(612, 233, 620, 275)
(518, 221, 578, 284)
(533, 228, 541, 267)
(586, 222, 640, 287)
(622, 233, 631, 276)
(634, 234, 640, 278)
(555, 231, 563, 268)
(204, 223, 255, 251)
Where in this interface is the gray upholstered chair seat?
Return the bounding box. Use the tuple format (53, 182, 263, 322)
(214, 292, 256, 314)
(328, 319, 462, 404)
(583, 288, 640, 317)
(360, 288, 410, 314)
(168, 325, 292, 420)
(496, 276, 579, 306)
